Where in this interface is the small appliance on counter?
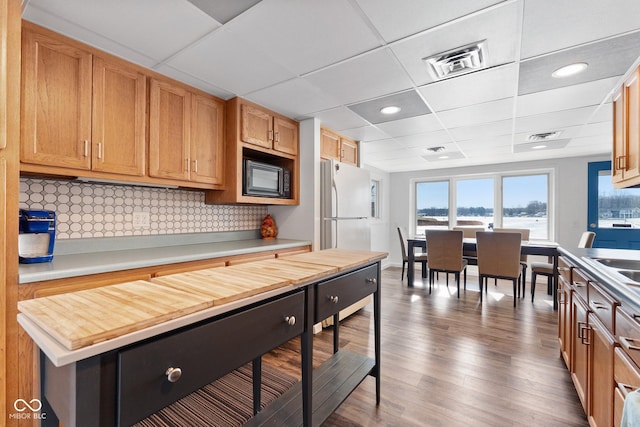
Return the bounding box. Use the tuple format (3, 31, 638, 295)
(18, 209, 56, 263)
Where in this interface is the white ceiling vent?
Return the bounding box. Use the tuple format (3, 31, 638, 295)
(423, 40, 487, 80)
(527, 131, 562, 142)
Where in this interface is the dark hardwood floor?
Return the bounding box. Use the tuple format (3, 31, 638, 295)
(263, 266, 588, 426)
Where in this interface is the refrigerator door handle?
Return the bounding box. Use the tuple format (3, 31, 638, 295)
(331, 174, 339, 248)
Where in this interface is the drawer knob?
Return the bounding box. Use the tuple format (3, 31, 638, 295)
(329, 295, 339, 304)
(366, 278, 377, 284)
(285, 315, 296, 326)
(165, 367, 182, 383)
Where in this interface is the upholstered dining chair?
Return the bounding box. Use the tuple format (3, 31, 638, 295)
(425, 229, 468, 297)
(397, 227, 428, 281)
(476, 231, 522, 307)
(530, 231, 595, 301)
(493, 228, 530, 297)
(452, 226, 484, 266)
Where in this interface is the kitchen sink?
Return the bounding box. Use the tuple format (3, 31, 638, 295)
(619, 270, 640, 283)
(595, 258, 640, 271)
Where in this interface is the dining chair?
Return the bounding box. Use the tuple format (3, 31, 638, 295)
(397, 227, 428, 281)
(476, 231, 522, 307)
(530, 231, 595, 301)
(452, 226, 484, 266)
(493, 228, 530, 297)
(425, 229, 468, 297)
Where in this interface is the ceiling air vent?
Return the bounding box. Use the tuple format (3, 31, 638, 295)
(527, 131, 562, 142)
(423, 40, 487, 80)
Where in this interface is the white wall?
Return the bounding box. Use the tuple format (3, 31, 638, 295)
(365, 165, 391, 268)
(384, 154, 609, 268)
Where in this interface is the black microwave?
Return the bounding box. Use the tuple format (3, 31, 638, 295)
(243, 159, 291, 198)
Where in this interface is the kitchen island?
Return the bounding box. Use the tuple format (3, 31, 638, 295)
(18, 248, 387, 426)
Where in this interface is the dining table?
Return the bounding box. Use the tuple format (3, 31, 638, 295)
(407, 236, 560, 309)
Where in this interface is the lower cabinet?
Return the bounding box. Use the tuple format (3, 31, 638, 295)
(558, 264, 572, 367)
(571, 293, 589, 411)
(588, 312, 615, 427)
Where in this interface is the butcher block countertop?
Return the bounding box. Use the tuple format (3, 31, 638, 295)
(18, 249, 387, 366)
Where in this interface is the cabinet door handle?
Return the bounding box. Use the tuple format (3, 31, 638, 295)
(618, 155, 627, 170)
(165, 367, 182, 383)
(275, 131, 279, 143)
(577, 321, 585, 339)
(581, 324, 591, 346)
(83, 140, 89, 157)
(268, 129, 274, 141)
(193, 159, 198, 174)
(284, 315, 296, 326)
(620, 336, 640, 352)
(328, 295, 339, 304)
(185, 158, 190, 173)
(97, 142, 102, 159)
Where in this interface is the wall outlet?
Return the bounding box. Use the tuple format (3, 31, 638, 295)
(132, 211, 150, 228)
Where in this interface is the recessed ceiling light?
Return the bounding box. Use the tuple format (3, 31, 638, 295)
(552, 62, 588, 78)
(531, 145, 547, 150)
(438, 155, 450, 159)
(380, 105, 401, 115)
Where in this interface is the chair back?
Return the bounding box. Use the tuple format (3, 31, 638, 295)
(397, 227, 408, 261)
(578, 231, 596, 248)
(493, 228, 530, 261)
(476, 231, 522, 278)
(452, 226, 484, 239)
(425, 229, 464, 271)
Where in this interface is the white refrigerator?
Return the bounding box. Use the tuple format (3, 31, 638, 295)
(320, 159, 371, 251)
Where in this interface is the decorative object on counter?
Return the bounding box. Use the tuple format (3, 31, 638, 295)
(18, 209, 56, 263)
(260, 214, 278, 239)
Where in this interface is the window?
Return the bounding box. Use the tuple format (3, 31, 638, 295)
(416, 180, 449, 234)
(414, 171, 552, 240)
(371, 179, 380, 218)
(597, 170, 640, 228)
(502, 174, 548, 239)
(456, 178, 494, 229)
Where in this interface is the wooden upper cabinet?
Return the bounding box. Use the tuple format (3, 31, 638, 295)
(21, 27, 92, 170)
(149, 78, 225, 186)
(241, 103, 298, 156)
(190, 93, 224, 185)
(613, 65, 640, 188)
(149, 78, 191, 181)
(21, 24, 146, 176)
(91, 57, 146, 176)
(320, 126, 358, 166)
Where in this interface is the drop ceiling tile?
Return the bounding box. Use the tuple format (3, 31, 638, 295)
(437, 98, 514, 129)
(166, 27, 295, 96)
(226, 0, 381, 75)
(448, 119, 513, 141)
(516, 77, 619, 117)
(24, 0, 220, 62)
(513, 139, 570, 153)
(339, 126, 390, 142)
(567, 135, 612, 151)
(518, 31, 640, 95)
(355, 0, 505, 43)
(244, 78, 341, 119)
(589, 103, 613, 124)
(304, 48, 414, 105)
(348, 90, 431, 124)
(422, 150, 466, 162)
(153, 64, 236, 100)
(396, 130, 453, 149)
(391, 2, 519, 86)
(375, 114, 443, 137)
(419, 63, 518, 112)
(578, 122, 612, 138)
(521, 0, 640, 59)
(312, 107, 370, 131)
(361, 139, 405, 154)
(514, 106, 599, 134)
(456, 134, 513, 150)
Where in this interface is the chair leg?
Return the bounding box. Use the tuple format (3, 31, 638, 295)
(521, 265, 527, 298)
(531, 272, 537, 302)
(401, 260, 406, 280)
(463, 268, 467, 290)
(479, 275, 483, 302)
(422, 261, 427, 278)
(512, 279, 517, 307)
(428, 269, 433, 294)
(547, 275, 553, 295)
(455, 272, 460, 298)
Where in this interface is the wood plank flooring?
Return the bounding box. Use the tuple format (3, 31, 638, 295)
(263, 266, 588, 426)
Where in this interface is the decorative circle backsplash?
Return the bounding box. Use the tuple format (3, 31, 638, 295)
(19, 178, 268, 239)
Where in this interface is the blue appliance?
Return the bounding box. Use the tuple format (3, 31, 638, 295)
(18, 209, 56, 263)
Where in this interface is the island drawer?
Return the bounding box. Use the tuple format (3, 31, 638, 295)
(558, 257, 572, 284)
(571, 268, 590, 301)
(588, 282, 618, 332)
(616, 308, 640, 369)
(117, 289, 304, 426)
(614, 347, 640, 427)
(315, 264, 378, 322)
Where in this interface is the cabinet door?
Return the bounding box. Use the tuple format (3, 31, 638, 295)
(340, 138, 358, 165)
(571, 295, 589, 412)
(190, 94, 224, 185)
(241, 103, 273, 149)
(558, 277, 571, 367)
(613, 87, 625, 183)
(273, 116, 298, 155)
(588, 313, 614, 427)
(91, 57, 146, 176)
(624, 68, 640, 180)
(21, 29, 92, 170)
(320, 128, 340, 161)
(149, 79, 191, 181)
